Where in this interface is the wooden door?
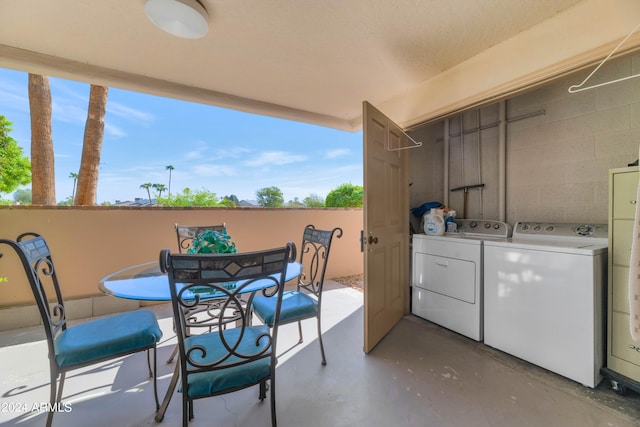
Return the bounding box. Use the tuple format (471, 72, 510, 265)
(363, 101, 409, 353)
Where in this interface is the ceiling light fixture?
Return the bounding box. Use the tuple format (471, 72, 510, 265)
(144, 0, 209, 39)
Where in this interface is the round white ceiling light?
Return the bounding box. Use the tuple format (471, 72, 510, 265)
(144, 0, 209, 39)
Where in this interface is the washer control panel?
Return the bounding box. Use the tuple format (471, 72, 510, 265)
(453, 219, 512, 238)
(514, 222, 608, 241)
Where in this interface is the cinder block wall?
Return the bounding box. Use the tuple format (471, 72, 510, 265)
(506, 52, 640, 224)
(409, 50, 640, 226)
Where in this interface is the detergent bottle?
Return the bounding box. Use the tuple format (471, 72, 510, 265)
(445, 210, 457, 233)
(423, 208, 445, 235)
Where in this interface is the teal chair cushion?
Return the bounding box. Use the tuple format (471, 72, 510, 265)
(252, 291, 318, 327)
(54, 309, 162, 368)
(183, 325, 272, 398)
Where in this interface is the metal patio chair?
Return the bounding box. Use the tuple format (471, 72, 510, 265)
(160, 243, 295, 426)
(0, 233, 162, 427)
(175, 223, 227, 253)
(251, 225, 342, 365)
(167, 223, 233, 363)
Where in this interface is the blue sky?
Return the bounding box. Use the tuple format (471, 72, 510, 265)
(0, 68, 363, 204)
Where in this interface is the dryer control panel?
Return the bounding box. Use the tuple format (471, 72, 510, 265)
(453, 219, 512, 238)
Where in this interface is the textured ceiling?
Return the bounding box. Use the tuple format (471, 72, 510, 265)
(0, 0, 585, 130)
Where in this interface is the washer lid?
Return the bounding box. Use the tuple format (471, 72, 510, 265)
(484, 237, 607, 255)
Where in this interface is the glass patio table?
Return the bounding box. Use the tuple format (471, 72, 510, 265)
(99, 260, 302, 301)
(99, 259, 302, 421)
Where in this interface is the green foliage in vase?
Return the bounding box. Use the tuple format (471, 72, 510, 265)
(187, 229, 237, 254)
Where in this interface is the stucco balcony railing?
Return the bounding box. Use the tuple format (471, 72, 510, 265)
(0, 206, 363, 331)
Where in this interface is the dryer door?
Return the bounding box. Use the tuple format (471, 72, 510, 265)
(414, 254, 476, 303)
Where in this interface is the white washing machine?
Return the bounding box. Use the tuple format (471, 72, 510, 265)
(484, 222, 608, 388)
(412, 219, 511, 341)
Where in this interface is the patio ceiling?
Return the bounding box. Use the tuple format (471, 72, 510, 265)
(0, 1, 639, 131)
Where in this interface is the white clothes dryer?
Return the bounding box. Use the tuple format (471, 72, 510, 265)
(412, 219, 511, 341)
(483, 222, 608, 388)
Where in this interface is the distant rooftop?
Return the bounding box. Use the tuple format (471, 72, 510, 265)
(113, 198, 157, 207)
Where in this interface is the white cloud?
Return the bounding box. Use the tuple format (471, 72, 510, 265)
(50, 78, 87, 102)
(243, 151, 307, 167)
(0, 78, 26, 96)
(324, 148, 351, 159)
(183, 140, 209, 159)
(107, 101, 154, 125)
(51, 98, 87, 124)
(211, 147, 252, 160)
(48, 78, 155, 128)
(0, 85, 29, 114)
(46, 78, 91, 124)
(105, 123, 127, 138)
(192, 164, 238, 177)
(184, 145, 252, 162)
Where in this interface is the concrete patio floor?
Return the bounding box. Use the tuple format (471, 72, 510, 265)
(0, 281, 639, 427)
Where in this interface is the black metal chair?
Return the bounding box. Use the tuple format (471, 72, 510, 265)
(174, 222, 238, 331)
(251, 225, 342, 365)
(175, 223, 227, 253)
(0, 233, 163, 427)
(168, 223, 232, 362)
(160, 243, 295, 427)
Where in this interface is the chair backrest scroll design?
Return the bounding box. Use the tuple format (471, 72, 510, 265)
(160, 242, 295, 376)
(0, 232, 67, 367)
(298, 225, 343, 297)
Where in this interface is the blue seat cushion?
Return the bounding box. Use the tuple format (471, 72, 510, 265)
(54, 309, 162, 368)
(183, 325, 272, 398)
(252, 291, 318, 327)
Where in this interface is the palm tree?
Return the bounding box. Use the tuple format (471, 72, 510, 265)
(153, 183, 167, 198)
(140, 183, 153, 205)
(28, 73, 56, 205)
(165, 165, 174, 196)
(69, 172, 79, 202)
(75, 85, 108, 205)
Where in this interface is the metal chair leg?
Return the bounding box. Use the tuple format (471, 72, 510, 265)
(317, 316, 327, 365)
(56, 372, 66, 404)
(166, 344, 179, 363)
(145, 346, 160, 410)
(259, 380, 266, 401)
(46, 371, 58, 427)
(152, 346, 159, 410)
(155, 355, 181, 422)
(297, 320, 304, 344)
(46, 371, 66, 427)
(146, 349, 152, 377)
(182, 398, 189, 427)
(270, 377, 277, 427)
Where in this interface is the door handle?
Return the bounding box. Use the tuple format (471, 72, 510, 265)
(367, 235, 379, 245)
